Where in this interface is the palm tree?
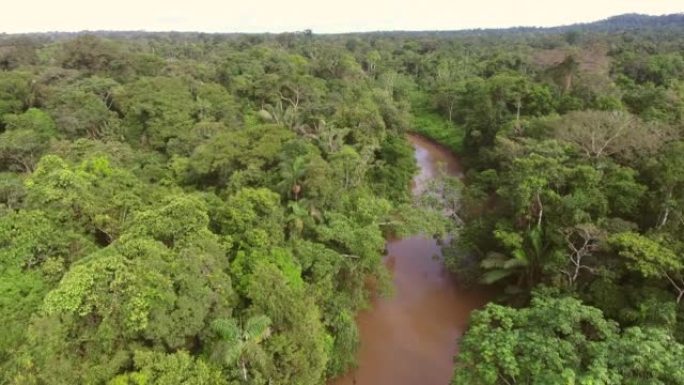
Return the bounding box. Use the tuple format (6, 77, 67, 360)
(286, 200, 308, 238)
(480, 225, 545, 288)
(278, 155, 307, 201)
(211, 315, 272, 382)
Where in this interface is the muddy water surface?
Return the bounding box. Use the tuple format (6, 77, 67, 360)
(330, 135, 489, 385)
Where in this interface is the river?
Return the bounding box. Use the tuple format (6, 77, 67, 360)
(330, 134, 489, 385)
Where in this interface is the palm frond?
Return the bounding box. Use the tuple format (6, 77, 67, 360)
(245, 315, 272, 342)
(480, 269, 515, 284)
(212, 318, 240, 343)
(480, 252, 508, 269)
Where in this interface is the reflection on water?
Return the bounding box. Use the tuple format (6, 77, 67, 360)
(330, 135, 488, 385)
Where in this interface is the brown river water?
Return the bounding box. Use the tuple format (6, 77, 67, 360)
(330, 134, 489, 385)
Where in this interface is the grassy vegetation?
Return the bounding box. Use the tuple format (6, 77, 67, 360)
(409, 91, 465, 154)
(411, 109, 465, 154)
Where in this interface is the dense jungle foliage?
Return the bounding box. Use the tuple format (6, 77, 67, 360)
(0, 13, 683, 385)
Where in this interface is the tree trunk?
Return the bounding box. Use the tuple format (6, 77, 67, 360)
(658, 190, 672, 228)
(515, 97, 522, 134)
(535, 192, 543, 228)
(241, 360, 247, 381)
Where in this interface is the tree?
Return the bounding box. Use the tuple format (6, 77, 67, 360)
(558, 224, 605, 287)
(60, 35, 122, 74)
(217, 188, 285, 250)
(453, 295, 619, 385)
(24, 196, 234, 384)
(0, 37, 38, 70)
(479, 226, 545, 287)
(0, 71, 31, 116)
(230, 247, 303, 295)
(47, 80, 121, 139)
(0, 128, 50, 172)
(0, 210, 93, 374)
(25, 155, 148, 243)
(608, 327, 684, 385)
(329, 146, 370, 190)
(277, 155, 307, 201)
(211, 315, 272, 382)
(454, 295, 684, 385)
(0, 108, 57, 172)
(0, 172, 26, 209)
(609, 232, 684, 303)
(645, 141, 684, 229)
(192, 82, 241, 125)
(553, 110, 673, 162)
(246, 263, 328, 385)
(114, 77, 196, 150)
(369, 135, 417, 203)
(186, 125, 293, 188)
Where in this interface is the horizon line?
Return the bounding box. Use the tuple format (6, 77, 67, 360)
(1, 12, 682, 36)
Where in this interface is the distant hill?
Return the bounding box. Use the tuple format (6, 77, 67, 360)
(581, 13, 684, 30)
(348, 13, 684, 37)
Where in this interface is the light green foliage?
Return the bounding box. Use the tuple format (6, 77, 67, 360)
(454, 295, 619, 385)
(0, 210, 93, 370)
(3, 107, 57, 135)
(109, 351, 227, 385)
(0, 209, 92, 272)
(329, 145, 371, 191)
(317, 192, 389, 268)
(609, 232, 682, 278)
(230, 247, 303, 294)
(25, 154, 148, 242)
(609, 232, 684, 303)
(609, 327, 684, 384)
(454, 294, 684, 385)
(411, 107, 465, 154)
(218, 187, 285, 249)
(124, 195, 213, 247)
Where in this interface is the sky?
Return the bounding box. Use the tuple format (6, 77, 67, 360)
(1, 0, 682, 34)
